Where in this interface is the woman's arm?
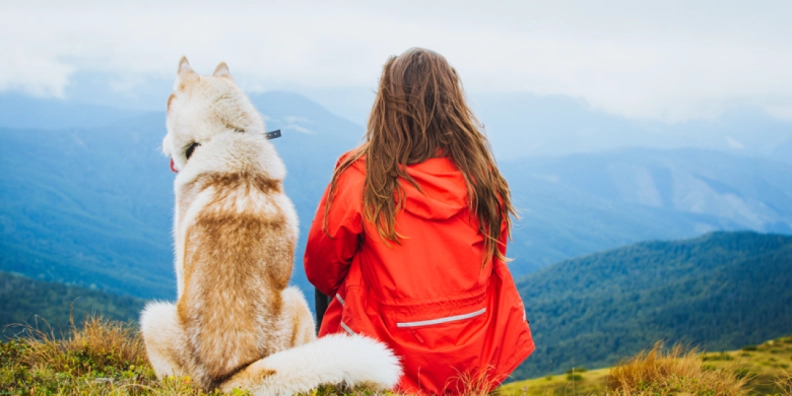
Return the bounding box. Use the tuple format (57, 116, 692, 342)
(304, 165, 364, 297)
(314, 289, 332, 334)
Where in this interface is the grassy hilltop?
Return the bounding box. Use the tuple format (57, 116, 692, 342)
(1, 315, 790, 395)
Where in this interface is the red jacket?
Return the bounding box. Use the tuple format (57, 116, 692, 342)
(304, 153, 534, 394)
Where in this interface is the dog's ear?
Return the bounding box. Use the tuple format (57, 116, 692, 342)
(176, 56, 199, 87)
(213, 62, 232, 79)
(178, 56, 195, 74)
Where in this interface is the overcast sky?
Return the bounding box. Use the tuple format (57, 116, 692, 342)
(1, 1, 791, 122)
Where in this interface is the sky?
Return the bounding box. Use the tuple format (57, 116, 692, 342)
(1, 1, 791, 123)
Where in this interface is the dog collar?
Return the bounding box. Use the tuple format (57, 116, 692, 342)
(170, 129, 283, 174)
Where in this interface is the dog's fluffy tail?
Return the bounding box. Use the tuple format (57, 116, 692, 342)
(220, 334, 402, 396)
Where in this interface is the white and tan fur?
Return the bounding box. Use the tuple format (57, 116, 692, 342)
(140, 57, 401, 395)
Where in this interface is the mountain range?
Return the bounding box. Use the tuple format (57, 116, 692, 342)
(0, 91, 790, 301)
(472, 92, 792, 163)
(47, 74, 792, 164)
(502, 148, 792, 274)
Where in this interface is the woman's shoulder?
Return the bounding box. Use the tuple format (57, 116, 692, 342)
(335, 148, 366, 176)
(337, 147, 364, 163)
(327, 149, 366, 196)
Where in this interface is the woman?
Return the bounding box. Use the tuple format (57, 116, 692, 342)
(304, 48, 534, 394)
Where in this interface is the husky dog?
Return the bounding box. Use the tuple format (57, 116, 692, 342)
(140, 57, 401, 395)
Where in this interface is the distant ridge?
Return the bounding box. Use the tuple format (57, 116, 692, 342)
(503, 148, 792, 275)
(0, 271, 144, 336)
(512, 231, 792, 380)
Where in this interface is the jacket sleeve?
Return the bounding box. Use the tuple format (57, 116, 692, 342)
(498, 219, 509, 262)
(304, 164, 364, 297)
(494, 218, 529, 322)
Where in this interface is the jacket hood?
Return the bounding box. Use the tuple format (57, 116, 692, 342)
(399, 157, 469, 220)
(345, 153, 469, 221)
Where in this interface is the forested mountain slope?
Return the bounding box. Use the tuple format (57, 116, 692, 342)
(512, 231, 792, 379)
(0, 271, 144, 336)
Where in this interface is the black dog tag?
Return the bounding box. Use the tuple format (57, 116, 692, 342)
(265, 129, 282, 140)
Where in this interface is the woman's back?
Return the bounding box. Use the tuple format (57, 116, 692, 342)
(357, 155, 489, 302)
(306, 153, 534, 394)
(304, 47, 534, 394)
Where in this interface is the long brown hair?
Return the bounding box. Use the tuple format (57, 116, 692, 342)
(325, 48, 516, 263)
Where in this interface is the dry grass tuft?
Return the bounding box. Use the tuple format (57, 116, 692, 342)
(607, 341, 748, 396)
(448, 366, 502, 396)
(776, 372, 792, 396)
(16, 315, 148, 376)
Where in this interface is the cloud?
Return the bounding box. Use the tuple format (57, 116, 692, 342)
(726, 136, 745, 150)
(1, 1, 791, 121)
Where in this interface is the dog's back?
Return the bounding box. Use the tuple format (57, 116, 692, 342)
(176, 132, 301, 384)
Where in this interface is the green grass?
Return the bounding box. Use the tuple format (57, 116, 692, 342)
(0, 315, 400, 395)
(500, 335, 792, 395)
